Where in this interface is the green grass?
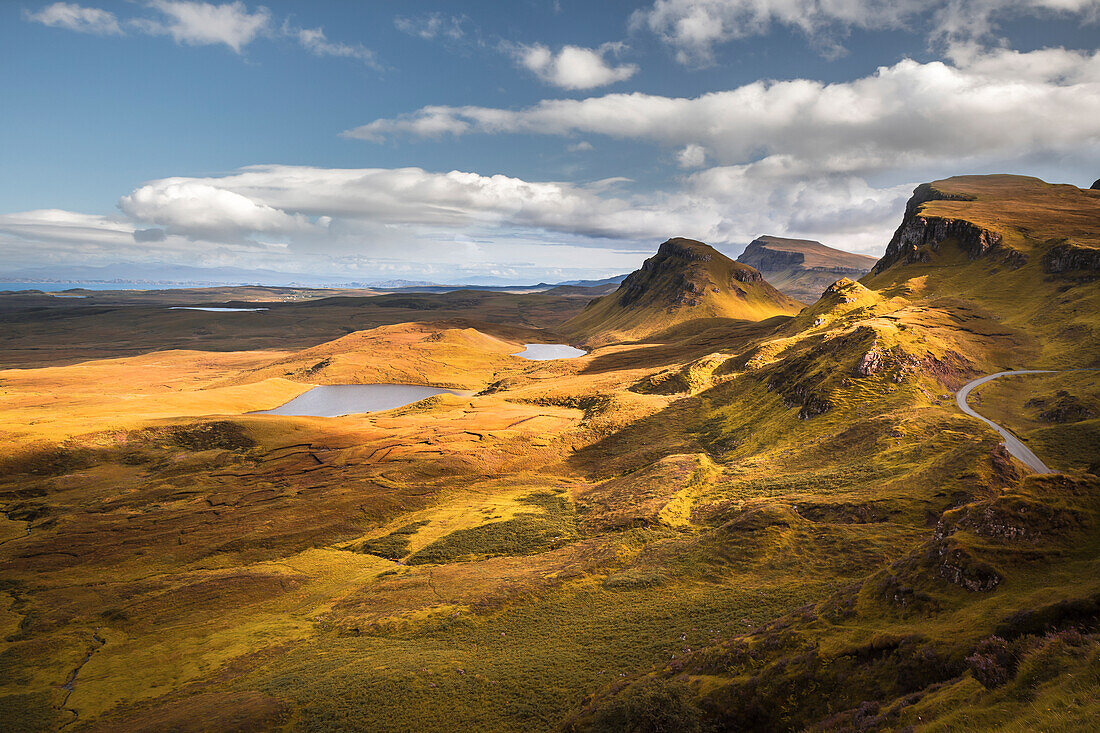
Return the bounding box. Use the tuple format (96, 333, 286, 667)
(249, 577, 827, 733)
(350, 521, 429, 560)
(406, 491, 577, 565)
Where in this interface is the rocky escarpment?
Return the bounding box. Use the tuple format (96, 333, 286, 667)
(739, 239, 807, 270)
(873, 183, 1021, 274)
(1044, 241, 1100, 273)
(739, 237, 871, 275)
(738, 236, 878, 303)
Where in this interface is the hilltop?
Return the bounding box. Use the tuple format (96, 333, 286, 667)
(737, 235, 879, 303)
(866, 174, 1100, 365)
(563, 237, 803, 344)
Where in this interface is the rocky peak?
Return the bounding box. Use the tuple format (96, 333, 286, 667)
(1091, 178, 1100, 190)
(873, 182, 1013, 274)
(646, 237, 716, 264)
(617, 238, 760, 308)
(563, 236, 802, 344)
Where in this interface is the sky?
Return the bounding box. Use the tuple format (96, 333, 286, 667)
(1, 0, 1098, 285)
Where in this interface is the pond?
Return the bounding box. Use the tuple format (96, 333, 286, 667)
(252, 384, 468, 417)
(511, 344, 587, 360)
(169, 307, 269, 312)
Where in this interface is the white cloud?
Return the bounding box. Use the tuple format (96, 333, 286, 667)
(291, 25, 376, 64)
(24, 2, 376, 62)
(568, 141, 595, 152)
(118, 179, 310, 240)
(394, 13, 466, 41)
(24, 2, 122, 35)
(0, 160, 958, 283)
(0, 209, 135, 246)
(105, 164, 916, 260)
(508, 42, 638, 89)
(347, 47, 1100, 180)
(116, 166, 684, 241)
(135, 1, 271, 53)
(631, 0, 1100, 64)
(677, 144, 706, 168)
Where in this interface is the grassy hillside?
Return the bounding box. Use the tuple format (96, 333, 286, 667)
(865, 174, 1100, 367)
(564, 237, 803, 345)
(0, 176, 1096, 732)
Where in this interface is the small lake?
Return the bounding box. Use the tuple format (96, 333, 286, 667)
(253, 384, 467, 417)
(169, 306, 269, 312)
(512, 344, 587, 360)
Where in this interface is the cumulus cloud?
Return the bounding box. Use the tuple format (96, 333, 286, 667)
(116, 166, 683, 241)
(677, 144, 706, 168)
(118, 178, 311, 240)
(346, 47, 1100, 180)
(101, 163, 918, 261)
(0, 159, 963, 285)
(507, 42, 638, 89)
(24, 2, 122, 35)
(631, 0, 1100, 63)
(134, 0, 271, 53)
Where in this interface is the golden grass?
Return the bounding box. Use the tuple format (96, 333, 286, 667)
(0, 180, 1097, 731)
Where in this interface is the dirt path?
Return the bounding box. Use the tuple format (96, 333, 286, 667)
(956, 370, 1056, 474)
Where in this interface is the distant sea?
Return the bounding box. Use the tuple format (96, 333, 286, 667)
(1, 282, 202, 292)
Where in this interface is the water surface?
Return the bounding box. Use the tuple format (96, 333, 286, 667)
(511, 343, 587, 360)
(254, 384, 466, 417)
(169, 306, 269, 312)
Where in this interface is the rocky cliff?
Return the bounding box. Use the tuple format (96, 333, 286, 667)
(737, 235, 878, 303)
(873, 183, 1019, 273)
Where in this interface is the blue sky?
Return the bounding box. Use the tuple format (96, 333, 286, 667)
(1, 1, 1098, 285)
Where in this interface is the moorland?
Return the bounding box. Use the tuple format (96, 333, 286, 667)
(0, 174, 1098, 732)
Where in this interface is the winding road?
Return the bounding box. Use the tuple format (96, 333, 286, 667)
(956, 370, 1056, 474)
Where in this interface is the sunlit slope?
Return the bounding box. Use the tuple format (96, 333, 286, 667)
(1, 177, 1098, 733)
(563, 238, 803, 345)
(864, 174, 1100, 366)
(561, 176, 1100, 731)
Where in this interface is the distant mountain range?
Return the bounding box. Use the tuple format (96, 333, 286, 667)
(0, 263, 631, 292)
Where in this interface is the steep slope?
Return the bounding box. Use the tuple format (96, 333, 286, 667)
(562, 175, 1100, 732)
(563, 237, 803, 345)
(866, 174, 1100, 365)
(737, 234, 878, 303)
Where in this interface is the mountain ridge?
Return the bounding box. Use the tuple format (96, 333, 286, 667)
(563, 237, 803, 344)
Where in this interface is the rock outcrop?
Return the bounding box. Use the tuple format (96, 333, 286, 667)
(1044, 241, 1100, 272)
(873, 183, 1021, 273)
(737, 235, 878, 303)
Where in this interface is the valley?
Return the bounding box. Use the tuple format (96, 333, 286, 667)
(0, 175, 1098, 732)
